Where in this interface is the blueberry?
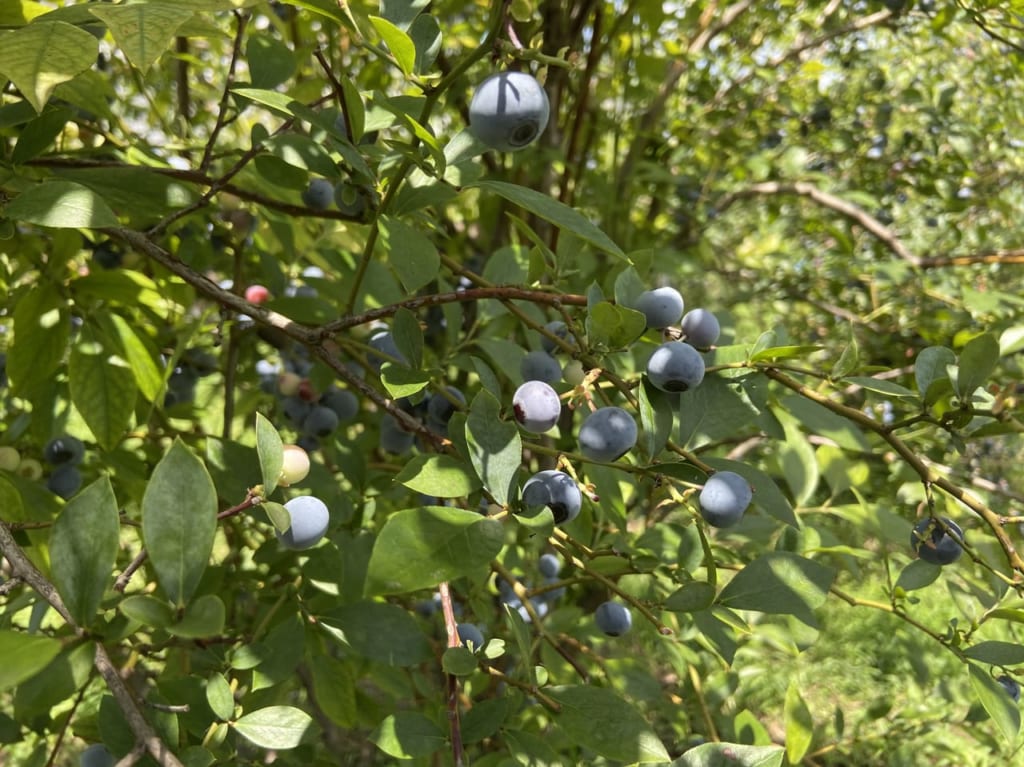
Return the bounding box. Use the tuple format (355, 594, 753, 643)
(320, 388, 359, 422)
(427, 386, 466, 425)
(367, 330, 406, 371)
(512, 381, 562, 434)
(302, 178, 334, 210)
(646, 341, 705, 393)
(911, 517, 964, 565)
(699, 471, 752, 528)
(43, 435, 85, 466)
(80, 743, 115, 767)
(520, 350, 562, 384)
(577, 407, 637, 462)
(997, 674, 1021, 703)
(594, 601, 632, 637)
(468, 71, 550, 152)
(562, 359, 585, 386)
(539, 321, 571, 354)
(276, 495, 330, 550)
(380, 413, 415, 454)
(521, 470, 582, 525)
(282, 395, 312, 427)
(456, 622, 486, 652)
(538, 553, 561, 578)
(302, 405, 340, 437)
(680, 308, 721, 348)
(92, 242, 123, 270)
(296, 434, 320, 453)
(47, 464, 83, 500)
(278, 444, 310, 486)
(634, 287, 684, 329)
(181, 348, 218, 377)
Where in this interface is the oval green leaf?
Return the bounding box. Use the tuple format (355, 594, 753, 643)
(547, 685, 670, 763)
(394, 454, 481, 497)
(232, 705, 313, 750)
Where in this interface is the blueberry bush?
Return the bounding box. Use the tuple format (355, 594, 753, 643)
(2, 2, 1024, 766)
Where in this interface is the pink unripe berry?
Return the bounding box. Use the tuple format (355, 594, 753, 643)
(245, 284, 270, 304)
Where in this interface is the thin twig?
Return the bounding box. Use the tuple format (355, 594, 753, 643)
(199, 11, 249, 173)
(438, 582, 464, 767)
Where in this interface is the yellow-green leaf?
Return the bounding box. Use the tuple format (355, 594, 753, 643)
(0, 21, 98, 112)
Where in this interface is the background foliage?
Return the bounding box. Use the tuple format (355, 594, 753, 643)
(2, 1, 1024, 766)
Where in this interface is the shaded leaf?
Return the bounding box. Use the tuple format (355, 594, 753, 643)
(394, 454, 481, 497)
(378, 215, 440, 294)
(49, 477, 119, 626)
(167, 594, 226, 639)
(586, 301, 646, 351)
(256, 413, 283, 496)
(672, 743, 785, 767)
(785, 680, 814, 764)
(370, 711, 445, 759)
(547, 685, 670, 763)
(0, 21, 97, 111)
(717, 552, 836, 627)
(915, 346, 956, 402)
(5, 180, 117, 228)
(69, 324, 137, 450)
(968, 663, 1021, 744)
(321, 600, 432, 666)
(963, 641, 1024, 666)
(956, 333, 999, 400)
(0, 630, 62, 691)
(89, 2, 191, 71)
(465, 390, 521, 506)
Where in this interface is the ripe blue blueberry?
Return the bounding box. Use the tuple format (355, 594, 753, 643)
(681, 308, 721, 348)
(47, 464, 83, 500)
(282, 395, 312, 427)
(379, 413, 415, 454)
(92, 242, 123, 270)
(457, 622, 486, 652)
(427, 386, 466, 425)
(539, 320, 571, 354)
(302, 178, 334, 210)
(911, 517, 964, 565)
(520, 349, 562, 384)
(699, 471, 752, 528)
(512, 381, 562, 434)
(302, 405, 340, 438)
(276, 495, 330, 550)
(80, 743, 115, 767)
(594, 601, 632, 636)
(469, 71, 550, 152)
(635, 287, 684, 329)
(43, 435, 85, 466)
(997, 674, 1021, 703)
(367, 329, 406, 370)
(320, 388, 359, 422)
(577, 406, 637, 462)
(521, 470, 582, 525)
(646, 341, 705, 393)
(538, 553, 561, 578)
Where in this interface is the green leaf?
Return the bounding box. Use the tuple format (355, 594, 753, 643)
(717, 552, 836, 627)
(206, 672, 235, 721)
(379, 0, 430, 30)
(8, 283, 69, 399)
(370, 711, 446, 759)
(5, 180, 118, 228)
(915, 346, 956, 402)
(364, 506, 504, 595)
(673, 743, 785, 767)
(0, 630, 62, 691)
(88, 2, 192, 72)
(968, 663, 1021, 744)
(465, 390, 521, 506)
(391, 306, 424, 369)
(232, 706, 313, 750)
(308, 654, 356, 727)
(49, 476, 119, 626)
(547, 685, 670, 763)
(263, 501, 291, 533)
(380, 363, 431, 398)
(11, 106, 72, 164)
(784, 680, 814, 764)
(141, 439, 218, 608)
(394, 454, 481, 497)
(777, 395, 870, 453)
(230, 86, 297, 118)
(409, 13, 441, 73)
(777, 415, 819, 508)
(69, 324, 137, 450)
(586, 301, 646, 351)
(119, 595, 174, 628)
(103, 314, 164, 403)
(963, 641, 1024, 666)
(369, 15, 416, 76)
(0, 21, 97, 111)
(748, 344, 823, 362)
(702, 457, 798, 528)
(462, 697, 510, 744)
(894, 559, 941, 592)
(256, 413, 284, 496)
(844, 376, 917, 398)
(468, 180, 626, 260)
(956, 333, 999, 400)
(321, 600, 432, 665)
(664, 581, 716, 612)
(378, 215, 440, 294)
(441, 646, 479, 675)
(830, 330, 859, 380)
(167, 594, 226, 639)
(246, 34, 295, 89)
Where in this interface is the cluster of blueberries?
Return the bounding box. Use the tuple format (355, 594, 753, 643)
(0, 436, 85, 500)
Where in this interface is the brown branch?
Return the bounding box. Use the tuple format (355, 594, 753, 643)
(714, 181, 920, 266)
(438, 582, 464, 767)
(199, 11, 250, 173)
(114, 549, 148, 593)
(0, 522, 185, 767)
